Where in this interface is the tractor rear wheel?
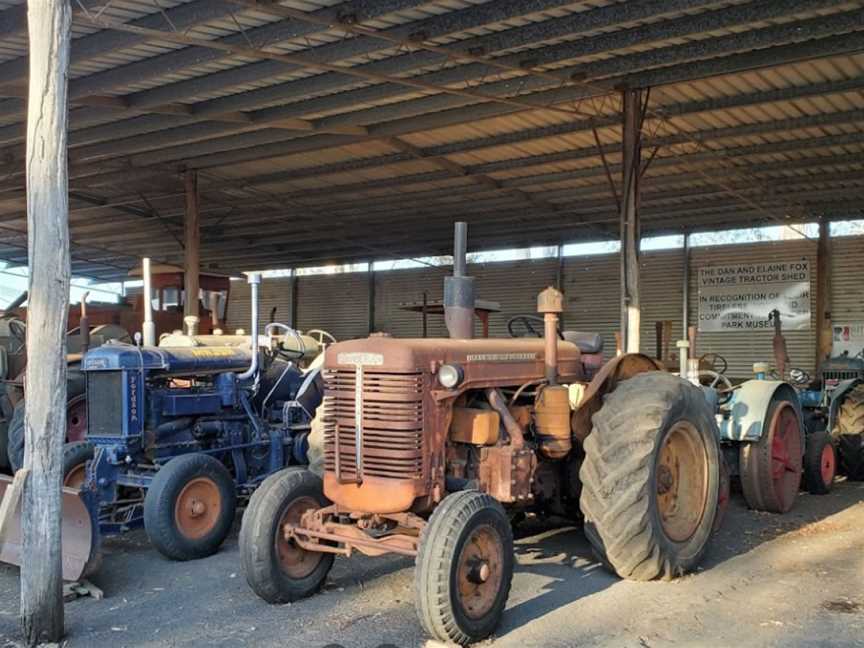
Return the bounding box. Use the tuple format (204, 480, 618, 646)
(579, 371, 721, 581)
(6, 399, 24, 472)
(836, 384, 864, 480)
(62, 441, 94, 489)
(240, 467, 333, 603)
(415, 490, 514, 645)
(803, 431, 836, 495)
(144, 453, 236, 561)
(740, 398, 802, 513)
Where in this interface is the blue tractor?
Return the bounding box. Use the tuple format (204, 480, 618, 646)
(794, 352, 864, 483)
(65, 274, 326, 567)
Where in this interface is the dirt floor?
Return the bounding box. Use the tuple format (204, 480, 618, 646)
(1, 481, 863, 648)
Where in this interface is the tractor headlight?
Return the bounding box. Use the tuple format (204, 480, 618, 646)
(437, 363, 463, 389)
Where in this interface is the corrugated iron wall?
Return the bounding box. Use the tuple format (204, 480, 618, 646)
(226, 237, 860, 378)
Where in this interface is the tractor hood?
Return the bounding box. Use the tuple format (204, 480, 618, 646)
(324, 336, 584, 386)
(82, 342, 253, 377)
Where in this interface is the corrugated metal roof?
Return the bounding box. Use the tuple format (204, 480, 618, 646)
(0, 0, 861, 279)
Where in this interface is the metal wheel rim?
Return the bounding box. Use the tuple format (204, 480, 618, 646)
(655, 421, 710, 543)
(66, 398, 87, 443)
(275, 495, 322, 579)
(768, 403, 802, 510)
(64, 463, 87, 489)
(820, 443, 836, 487)
(455, 524, 505, 620)
(174, 477, 222, 540)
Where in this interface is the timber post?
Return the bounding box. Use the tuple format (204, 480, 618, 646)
(620, 88, 643, 353)
(21, 0, 72, 643)
(184, 169, 200, 325)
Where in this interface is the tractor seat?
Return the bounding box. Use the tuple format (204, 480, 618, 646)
(562, 331, 604, 354)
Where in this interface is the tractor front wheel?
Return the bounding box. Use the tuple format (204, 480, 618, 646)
(803, 431, 836, 495)
(580, 371, 721, 580)
(415, 490, 514, 645)
(240, 467, 334, 603)
(740, 398, 802, 513)
(62, 441, 94, 489)
(144, 453, 236, 561)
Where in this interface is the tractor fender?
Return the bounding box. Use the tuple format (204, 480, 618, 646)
(826, 378, 864, 431)
(571, 353, 662, 443)
(722, 380, 804, 452)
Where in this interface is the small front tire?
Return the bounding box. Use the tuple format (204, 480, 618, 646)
(240, 467, 333, 603)
(415, 490, 514, 645)
(62, 441, 94, 489)
(144, 453, 236, 561)
(803, 431, 836, 495)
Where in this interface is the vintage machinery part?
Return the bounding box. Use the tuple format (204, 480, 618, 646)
(142, 257, 156, 347)
(570, 353, 663, 443)
(444, 222, 475, 340)
(788, 367, 812, 385)
(534, 385, 571, 459)
(184, 316, 200, 337)
(580, 371, 721, 580)
(237, 273, 262, 381)
(484, 388, 524, 448)
(506, 314, 566, 340)
(803, 430, 836, 495)
(0, 473, 98, 582)
(696, 370, 735, 406)
(698, 352, 727, 375)
(740, 398, 803, 513)
(537, 287, 564, 385)
(65, 395, 87, 444)
(769, 309, 790, 378)
(304, 329, 337, 347)
(655, 421, 710, 543)
(79, 292, 91, 353)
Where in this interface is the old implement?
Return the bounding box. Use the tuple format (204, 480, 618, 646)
(0, 471, 99, 582)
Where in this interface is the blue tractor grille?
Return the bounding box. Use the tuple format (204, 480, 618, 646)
(86, 372, 125, 437)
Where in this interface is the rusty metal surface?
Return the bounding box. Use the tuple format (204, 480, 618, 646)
(0, 474, 94, 582)
(478, 445, 537, 504)
(571, 353, 663, 442)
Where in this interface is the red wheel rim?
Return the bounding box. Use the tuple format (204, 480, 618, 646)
(66, 397, 87, 443)
(820, 443, 836, 487)
(769, 403, 802, 510)
(174, 477, 222, 540)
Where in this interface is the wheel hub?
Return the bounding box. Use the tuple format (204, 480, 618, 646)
(276, 496, 322, 579)
(456, 525, 504, 620)
(174, 477, 221, 540)
(655, 421, 710, 543)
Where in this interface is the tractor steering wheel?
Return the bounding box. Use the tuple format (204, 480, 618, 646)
(697, 370, 734, 405)
(699, 352, 728, 375)
(506, 314, 564, 340)
(305, 329, 337, 347)
(788, 367, 812, 385)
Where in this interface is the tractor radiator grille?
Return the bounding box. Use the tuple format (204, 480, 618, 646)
(323, 369, 424, 482)
(822, 370, 861, 384)
(86, 372, 124, 437)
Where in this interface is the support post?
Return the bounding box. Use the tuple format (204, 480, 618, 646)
(21, 1, 71, 643)
(620, 89, 643, 353)
(815, 218, 832, 365)
(367, 263, 376, 335)
(184, 169, 200, 323)
(682, 232, 690, 332)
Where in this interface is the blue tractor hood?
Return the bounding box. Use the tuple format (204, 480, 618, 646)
(82, 342, 254, 377)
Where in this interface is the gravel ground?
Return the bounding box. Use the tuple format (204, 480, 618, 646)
(1, 481, 862, 648)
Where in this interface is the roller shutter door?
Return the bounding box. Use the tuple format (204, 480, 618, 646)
(226, 277, 294, 333)
(295, 272, 369, 341)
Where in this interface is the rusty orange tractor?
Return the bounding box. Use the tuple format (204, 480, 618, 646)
(240, 224, 723, 644)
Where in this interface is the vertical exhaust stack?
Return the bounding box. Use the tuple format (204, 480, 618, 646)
(444, 222, 475, 339)
(79, 292, 90, 353)
(537, 287, 564, 385)
(238, 273, 261, 381)
(142, 257, 156, 346)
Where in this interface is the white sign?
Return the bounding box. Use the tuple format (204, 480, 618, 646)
(698, 260, 810, 332)
(832, 323, 864, 357)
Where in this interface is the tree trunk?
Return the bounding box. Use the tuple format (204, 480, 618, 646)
(21, 0, 72, 644)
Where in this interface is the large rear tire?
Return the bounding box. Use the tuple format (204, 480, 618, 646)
(240, 467, 333, 603)
(836, 384, 864, 480)
(579, 371, 721, 581)
(62, 441, 94, 489)
(144, 453, 236, 561)
(415, 490, 514, 645)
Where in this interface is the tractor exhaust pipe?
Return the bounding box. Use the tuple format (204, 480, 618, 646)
(79, 291, 90, 353)
(142, 257, 156, 346)
(444, 222, 475, 339)
(238, 273, 261, 381)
